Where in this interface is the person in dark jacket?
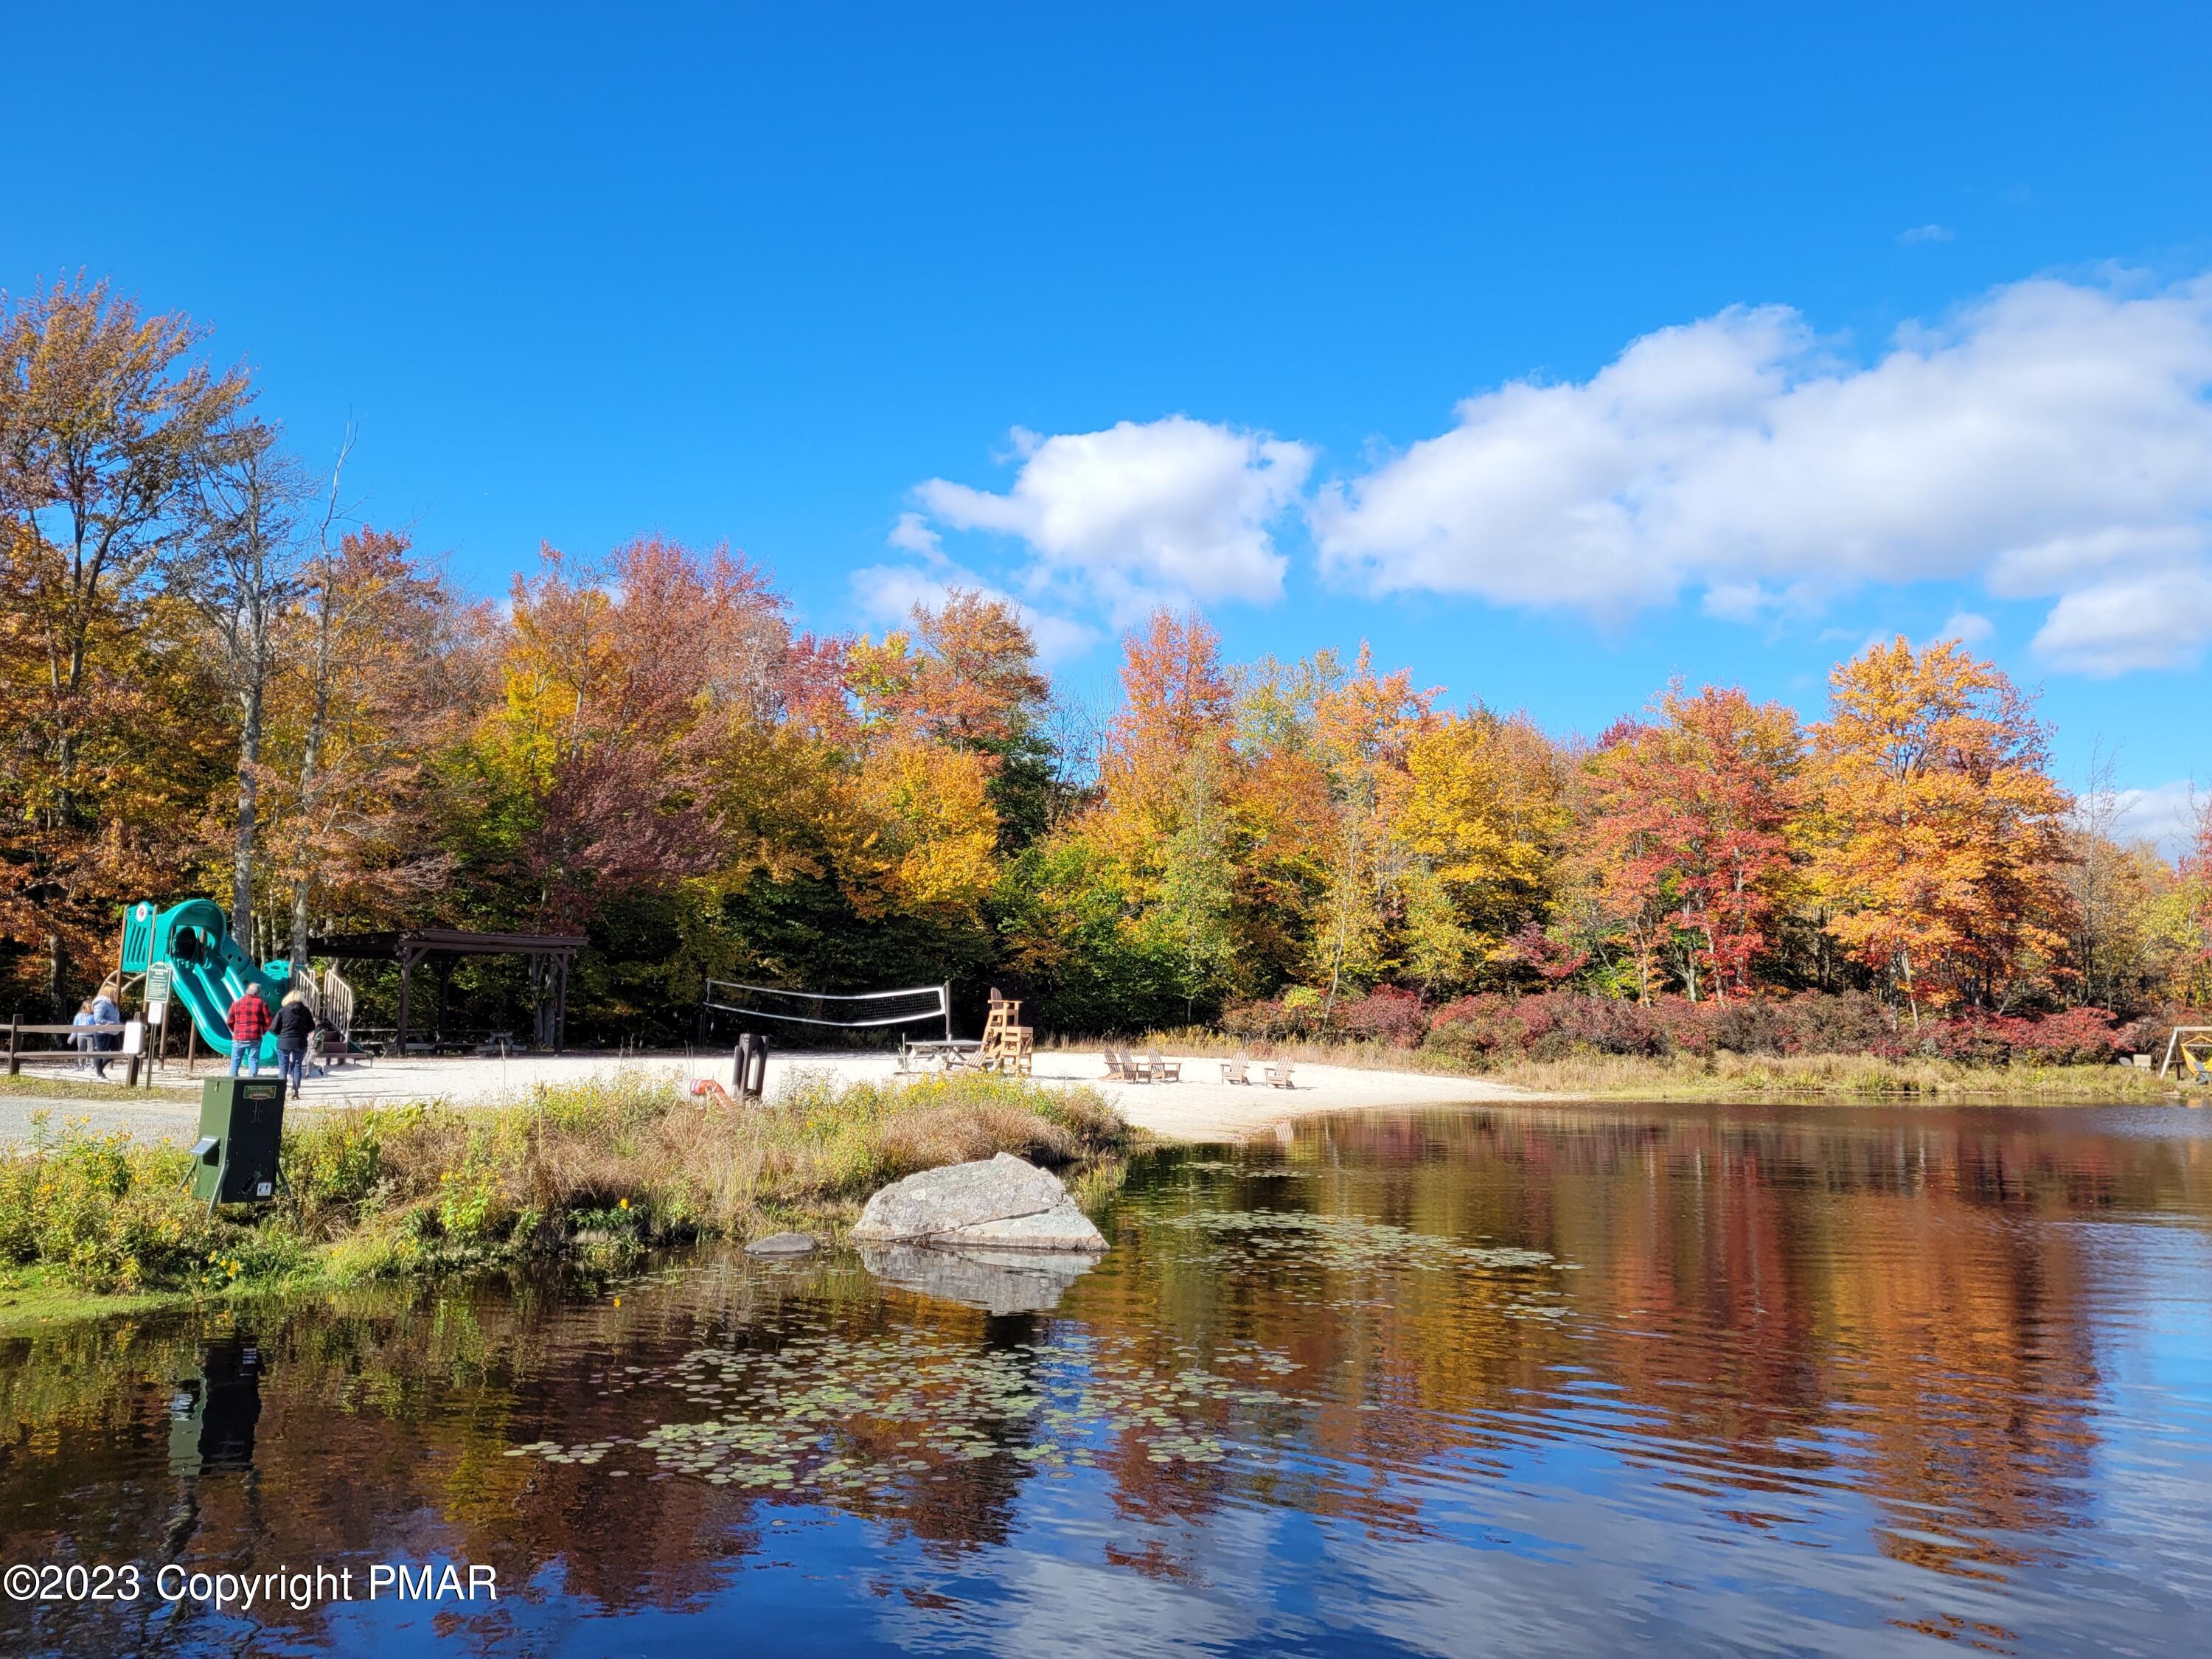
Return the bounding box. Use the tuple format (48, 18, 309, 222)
(226, 986, 272, 1078)
(90, 978, 124, 1080)
(272, 989, 316, 1099)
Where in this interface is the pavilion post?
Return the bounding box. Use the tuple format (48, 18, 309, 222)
(396, 946, 417, 1056)
(434, 956, 453, 1047)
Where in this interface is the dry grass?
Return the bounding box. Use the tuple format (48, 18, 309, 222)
(291, 1065, 1134, 1278)
(1441, 1050, 2170, 1100)
(1043, 1027, 1478, 1076)
(1044, 1026, 2177, 1102)
(3, 1068, 1136, 1309)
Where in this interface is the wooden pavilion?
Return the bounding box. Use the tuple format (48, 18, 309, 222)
(309, 928, 585, 1054)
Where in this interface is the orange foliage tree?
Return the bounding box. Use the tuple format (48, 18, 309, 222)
(1581, 686, 1800, 1003)
(1806, 638, 2073, 1018)
(0, 280, 253, 1007)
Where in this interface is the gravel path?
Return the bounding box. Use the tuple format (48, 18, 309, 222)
(0, 1048, 1541, 1147)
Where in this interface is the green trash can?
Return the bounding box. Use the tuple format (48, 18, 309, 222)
(189, 1077, 287, 1206)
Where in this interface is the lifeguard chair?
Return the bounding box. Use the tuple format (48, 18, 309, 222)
(979, 990, 1034, 1077)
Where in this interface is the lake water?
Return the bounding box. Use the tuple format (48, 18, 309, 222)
(4, 1102, 2211, 1657)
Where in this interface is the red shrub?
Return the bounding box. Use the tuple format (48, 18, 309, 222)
(2117, 1006, 2212, 1060)
(1332, 987, 1430, 1048)
(2006, 1006, 2121, 1065)
(1427, 993, 1554, 1061)
(1222, 996, 1320, 1042)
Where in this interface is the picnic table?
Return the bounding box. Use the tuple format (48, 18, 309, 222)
(898, 1037, 984, 1073)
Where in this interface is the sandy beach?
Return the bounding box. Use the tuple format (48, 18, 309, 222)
(0, 1046, 1538, 1146)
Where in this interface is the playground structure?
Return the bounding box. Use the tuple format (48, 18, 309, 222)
(119, 901, 582, 1062)
(119, 899, 293, 1065)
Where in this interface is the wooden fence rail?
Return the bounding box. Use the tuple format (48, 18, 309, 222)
(4, 1020, 145, 1088)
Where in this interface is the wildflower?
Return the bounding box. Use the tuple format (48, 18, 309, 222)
(618, 1197, 629, 1211)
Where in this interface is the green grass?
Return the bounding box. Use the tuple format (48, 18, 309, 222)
(0, 1070, 189, 1102)
(0, 1069, 1137, 1332)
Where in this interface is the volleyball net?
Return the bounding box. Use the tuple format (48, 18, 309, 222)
(700, 980, 953, 1040)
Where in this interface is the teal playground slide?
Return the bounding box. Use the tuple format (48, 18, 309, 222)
(119, 899, 292, 1065)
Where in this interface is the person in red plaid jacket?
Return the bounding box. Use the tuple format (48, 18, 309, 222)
(226, 985, 272, 1078)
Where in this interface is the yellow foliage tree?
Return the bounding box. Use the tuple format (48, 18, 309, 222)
(1396, 706, 1570, 985)
(840, 738, 998, 919)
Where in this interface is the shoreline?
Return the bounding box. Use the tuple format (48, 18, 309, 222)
(0, 1045, 2183, 1155)
(0, 1048, 1548, 1147)
(0, 1051, 2188, 1337)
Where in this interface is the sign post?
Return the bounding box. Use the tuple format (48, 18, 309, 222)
(145, 961, 172, 1073)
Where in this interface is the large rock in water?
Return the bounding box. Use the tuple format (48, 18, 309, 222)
(851, 1152, 1106, 1251)
(859, 1242, 1098, 1316)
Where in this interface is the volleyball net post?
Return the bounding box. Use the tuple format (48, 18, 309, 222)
(700, 979, 955, 1044)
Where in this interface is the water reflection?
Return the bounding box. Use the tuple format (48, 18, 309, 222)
(2, 1102, 2210, 1656)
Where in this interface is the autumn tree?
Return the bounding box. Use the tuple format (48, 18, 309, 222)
(2168, 796, 2212, 1006)
(847, 590, 1054, 849)
(1579, 686, 1799, 1002)
(481, 538, 790, 930)
(1806, 638, 2073, 1019)
(1395, 706, 1569, 991)
(0, 279, 252, 1006)
(1307, 644, 1433, 1006)
(262, 523, 487, 961)
(177, 420, 311, 950)
(1099, 611, 1241, 1012)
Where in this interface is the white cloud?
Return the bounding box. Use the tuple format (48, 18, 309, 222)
(1935, 610, 1994, 645)
(886, 510, 941, 557)
(849, 560, 1099, 665)
(1308, 274, 2212, 671)
(2030, 566, 2212, 675)
(2110, 779, 2205, 855)
(911, 415, 1312, 619)
(1899, 223, 1956, 246)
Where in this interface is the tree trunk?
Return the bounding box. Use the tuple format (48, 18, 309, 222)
(44, 932, 65, 1021)
(233, 678, 262, 950)
(289, 680, 329, 970)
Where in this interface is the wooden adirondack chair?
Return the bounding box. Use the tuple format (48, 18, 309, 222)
(1265, 1060, 1295, 1089)
(1220, 1053, 1253, 1084)
(1145, 1048, 1181, 1082)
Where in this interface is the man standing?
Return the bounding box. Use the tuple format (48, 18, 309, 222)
(226, 984, 272, 1078)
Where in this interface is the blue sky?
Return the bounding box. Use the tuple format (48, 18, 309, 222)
(6, 3, 2209, 841)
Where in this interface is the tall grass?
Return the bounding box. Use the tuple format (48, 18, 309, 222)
(0, 1070, 1133, 1304)
(1479, 1051, 2177, 1099)
(1044, 1027, 2175, 1100)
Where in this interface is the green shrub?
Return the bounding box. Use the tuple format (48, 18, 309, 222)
(0, 1116, 279, 1293)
